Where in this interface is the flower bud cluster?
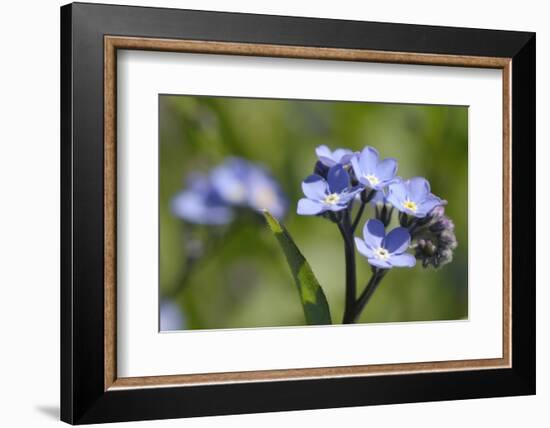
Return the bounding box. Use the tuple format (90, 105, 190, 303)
(412, 206, 458, 268)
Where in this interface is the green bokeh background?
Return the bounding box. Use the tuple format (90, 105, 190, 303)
(160, 95, 468, 330)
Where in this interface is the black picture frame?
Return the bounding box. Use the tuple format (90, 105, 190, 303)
(61, 2, 535, 424)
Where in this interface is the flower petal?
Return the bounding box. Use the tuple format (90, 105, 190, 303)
(327, 203, 349, 212)
(367, 257, 392, 269)
(355, 237, 374, 258)
(383, 227, 411, 254)
(315, 145, 336, 166)
(386, 181, 407, 206)
(362, 219, 386, 249)
(415, 195, 444, 217)
(333, 148, 353, 163)
(327, 165, 350, 193)
(375, 158, 398, 181)
(186, 173, 211, 192)
(338, 189, 361, 204)
(350, 156, 363, 179)
(301, 174, 328, 200)
(389, 253, 416, 268)
(358, 146, 379, 173)
(297, 198, 325, 215)
(407, 177, 431, 201)
(172, 191, 233, 225)
(210, 162, 249, 205)
(160, 300, 185, 331)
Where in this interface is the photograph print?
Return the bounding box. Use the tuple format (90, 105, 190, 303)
(159, 95, 467, 331)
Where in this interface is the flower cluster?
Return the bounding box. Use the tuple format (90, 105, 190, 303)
(172, 157, 288, 225)
(297, 145, 457, 270)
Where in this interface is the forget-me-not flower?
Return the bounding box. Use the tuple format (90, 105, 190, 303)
(210, 158, 253, 206)
(315, 145, 356, 167)
(355, 219, 416, 269)
(172, 174, 234, 225)
(210, 157, 288, 219)
(246, 164, 288, 219)
(350, 146, 398, 190)
(297, 165, 360, 215)
(173, 157, 288, 224)
(387, 177, 444, 218)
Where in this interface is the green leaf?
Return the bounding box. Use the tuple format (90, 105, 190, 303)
(262, 210, 332, 325)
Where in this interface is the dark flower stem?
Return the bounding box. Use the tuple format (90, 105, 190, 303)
(351, 269, 388, 322)
(339, 211, 357, 324)
(352, 201, 366, 233)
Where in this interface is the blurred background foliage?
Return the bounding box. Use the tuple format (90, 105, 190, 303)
(160, 95, 468, 330)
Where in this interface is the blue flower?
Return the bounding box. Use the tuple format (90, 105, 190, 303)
(172, 174, 234, 225)
(297, 165, 360, 215)
(315, 145, 355, 167)
(210, 157, 288, 219)
(355, 219, 416, 269)
(350, 146, 398, 190)
(387, 177, 445, 218)
(172, 157, 288, 224)
(210, 158, 252, 206)
(245, 164, 288, 219)
(160, 299, 186, 331)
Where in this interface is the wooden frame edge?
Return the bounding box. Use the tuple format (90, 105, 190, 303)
(105, 36, 511, 68)
(502, 61, 512, 369)
(110, 357, 508, 390)
(103, 35, 513, 391)
(104, 37, 117, 390)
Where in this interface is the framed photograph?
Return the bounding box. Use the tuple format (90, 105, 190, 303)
(60, 2, 535, 424)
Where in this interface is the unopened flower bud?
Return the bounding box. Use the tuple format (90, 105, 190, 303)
(361, 188, 376, 203)
(413, 206, 458, 269)
(399, 211, 414, 228)
(374, 202, 394, 227)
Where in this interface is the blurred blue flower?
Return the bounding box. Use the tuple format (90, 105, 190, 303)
(160, 299, 186, 331)
(315, 145, 355, 167)
(172, 157, 288, 224)
(387, 177, 445, 218)
(246, 164, 288, 219)
(210, 157, 288, 219)
(210, 158, 251, 206)
(297, 165, 360, 215)
(172, 174, 234, 225)
(350, 146, 398, 190)
(355, 219, 416, 269)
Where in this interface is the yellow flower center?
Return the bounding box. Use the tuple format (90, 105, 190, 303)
(324, 193, 340, 205)
(402, 199, 418, 212)
(364, 174, 380, 186)
(374, 247, 390, 261)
